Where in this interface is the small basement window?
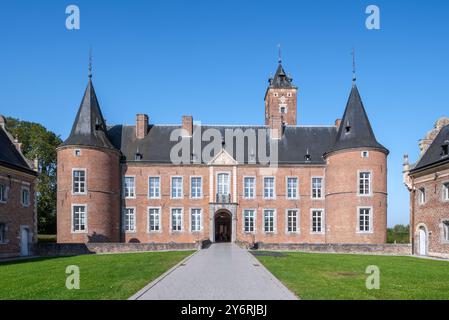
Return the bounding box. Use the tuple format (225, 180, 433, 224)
(443, 221, 449, 242)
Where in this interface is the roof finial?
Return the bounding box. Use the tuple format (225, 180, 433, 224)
(351, 47, 356, 85)
(278, 44, 282, 64)
(88, 46, 93, 79)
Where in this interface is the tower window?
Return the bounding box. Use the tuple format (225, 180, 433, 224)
(362, 151, 369, 158)
(280, 107, 286, 114)
(74, 149, 81, 157)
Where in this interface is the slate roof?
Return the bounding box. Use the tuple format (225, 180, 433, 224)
(62, 79, 115, 149)
(107, 125, 337, 165)
(0, 126, 35, 174)
(411, 124, 449, 173)
(268, 63, 296, 89)
(327, 85, 388, 155)
(63, 78, 386, 165)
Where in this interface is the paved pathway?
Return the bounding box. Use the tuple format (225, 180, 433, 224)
(131, 243, 298, 300)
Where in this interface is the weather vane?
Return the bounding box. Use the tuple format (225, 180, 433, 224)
(88, 46, 93, 78)
(351, 48, 356, 83)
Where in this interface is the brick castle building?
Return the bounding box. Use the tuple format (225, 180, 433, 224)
(57, 60, 389, 245)
(0, 116, 37, 258)
(404, 117, 449, 258)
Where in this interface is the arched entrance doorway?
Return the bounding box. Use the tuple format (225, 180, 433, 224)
(418, 226, 427, 256)
(214, 210, 232, 243)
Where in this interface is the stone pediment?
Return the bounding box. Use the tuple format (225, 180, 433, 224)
(208, 148, 237, 166)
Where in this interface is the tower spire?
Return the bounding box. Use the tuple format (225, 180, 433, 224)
(278, 44, 282, 64)
(351, 48, 356, 85)
(88, 46, 93, 79)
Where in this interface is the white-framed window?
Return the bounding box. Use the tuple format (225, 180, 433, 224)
(358, 207, 372, 233)
(217, 173, 230, 195)
(74, 149, 81, 157)
(359, 172, 371, 196)
(149, 176, 161, 199)
(148, 207, 161, 232)
(264, 177, 275, 199)
(443, 221, 449, 242)
(286, 209, 299, 233)
(0, 183, 7, 203)
(243, 177, 256, 199)
(171, 208, 183, 232)
(418, 187, 426, 204)
(311, 209, 324, 234)
(21, 187, 30, 207)
(190, 208, 202, 232)
(361, 151, 369, 158)
(123, 207, 136, 232)
(0, 223, 5, 243)
(243, 209, 256, 233)
(72, 169, 86, 194)
(190, 177, 202, 199)
(287, 177, 298, 199)
(171, 177, 183, 199)
(263, 209, 276, 233)
(72, 205, 87, 233)
(443, 183, 449, 201)
(312, 177, 323, 199)
(124, 176, 135, 199)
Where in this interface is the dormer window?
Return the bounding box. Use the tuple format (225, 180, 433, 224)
(442, 144, 449, 157)
(305, 154, 311, 162)
(95, 118, 101, 130)
(135, 153, 143, 161)
(345, 122, 351, 134)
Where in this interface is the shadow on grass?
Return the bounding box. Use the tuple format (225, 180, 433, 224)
(0, 255, 82, 267)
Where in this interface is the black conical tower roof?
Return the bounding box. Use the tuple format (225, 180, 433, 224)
(328, 85, 388, 154)
(269, 62, 295, 89)
(63, 79, 115, 149)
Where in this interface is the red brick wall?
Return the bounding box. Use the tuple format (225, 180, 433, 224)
(57, 147, 121, 243)
(0, 166, 36, 258)
(412, 167, 449, 258)
(325, 149, 388, 244)
(265, 88, 297, 126)
(57, 149, 388, 245)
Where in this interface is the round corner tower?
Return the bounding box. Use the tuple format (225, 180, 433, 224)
(57, 78, 121, 243)
(324, 85, 389, 244)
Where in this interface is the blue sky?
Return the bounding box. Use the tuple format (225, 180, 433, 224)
(1, 0, 448, 226)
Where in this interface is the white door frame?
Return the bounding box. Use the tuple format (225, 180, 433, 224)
(417, 225, 428, 256)
(20, 226, 30, 256)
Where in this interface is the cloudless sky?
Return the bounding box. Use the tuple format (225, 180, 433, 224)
(1, 0, 448, 226)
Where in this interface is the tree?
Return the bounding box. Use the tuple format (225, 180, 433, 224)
(387, 224, 410, 244)
(6, 117, 62, 234)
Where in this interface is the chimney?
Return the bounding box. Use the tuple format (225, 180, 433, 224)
(0, 115, 6, 130)
(13, 136, 22, 153)
(335, 118, 342, 128)
(419, 117, 449, 155)
(182, 115, 193, 137)
(270, 116, 283, 139)
(136, 114, 149, 139)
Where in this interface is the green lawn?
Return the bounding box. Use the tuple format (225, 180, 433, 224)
(0, 251, 194, 300)
(254, 252, 449, 300)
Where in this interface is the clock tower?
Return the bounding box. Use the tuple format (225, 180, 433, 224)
(264, 60, 298, 126)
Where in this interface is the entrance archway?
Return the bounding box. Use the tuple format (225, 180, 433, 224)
(214, 211, 232, 243)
